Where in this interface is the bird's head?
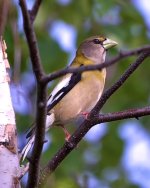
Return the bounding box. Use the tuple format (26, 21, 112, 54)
(77, 36, 117, 64)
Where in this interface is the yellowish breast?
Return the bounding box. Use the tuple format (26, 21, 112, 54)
(53, 69, 106, 124)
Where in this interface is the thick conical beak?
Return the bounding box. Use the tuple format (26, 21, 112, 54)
(103, 38, 118, 49)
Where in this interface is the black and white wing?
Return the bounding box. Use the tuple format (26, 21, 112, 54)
(47, 72, 81, 112)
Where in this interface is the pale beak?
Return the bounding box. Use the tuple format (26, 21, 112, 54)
(103, 38, 118, 49)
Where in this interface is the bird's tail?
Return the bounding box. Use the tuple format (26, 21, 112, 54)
(21, 113, 55, 161)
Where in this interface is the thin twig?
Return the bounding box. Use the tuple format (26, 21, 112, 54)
(29, 0, 42, 23)
(39, 51, 150, 185)
(93, 106, 150, 124)
(19, 0, 47, 187)
(19, 0, 44, 81)
(42, 45, 150, 84)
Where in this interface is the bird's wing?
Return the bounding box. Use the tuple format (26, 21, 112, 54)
(25, 72, 81, 140)
(47, 72, 81, 112)
(47, 75, 71, 106)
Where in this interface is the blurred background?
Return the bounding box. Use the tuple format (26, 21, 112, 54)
(1, 0, 150, 187)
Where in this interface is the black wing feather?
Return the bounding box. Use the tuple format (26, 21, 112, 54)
(47, 72, 81, 112)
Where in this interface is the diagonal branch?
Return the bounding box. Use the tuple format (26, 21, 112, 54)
(39, 51, 150, 185)
(42, 45, 150, 84)
(29, 0, 43, 23)
(19, 0, 46, 187)
(39, 106, 150, 184)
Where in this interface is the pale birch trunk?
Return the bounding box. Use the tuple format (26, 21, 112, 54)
(0, 38, 21, 188)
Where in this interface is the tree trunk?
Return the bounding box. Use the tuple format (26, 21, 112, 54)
(0, 38, 21, 188)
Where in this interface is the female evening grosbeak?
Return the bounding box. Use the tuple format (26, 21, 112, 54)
(22, 36, 117, 160)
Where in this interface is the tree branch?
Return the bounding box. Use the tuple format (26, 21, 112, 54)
(39, 51, 150, 185)
(19, 0, 46, 187)
(19, 0, 44, 81)
(39, 106, 150, 185)
(93, 106, 150, 124)
(42, 45, 150, 84)
(29, 0, 43, 23)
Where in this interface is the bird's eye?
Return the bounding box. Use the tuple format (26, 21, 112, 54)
(93, 39, 101, 44)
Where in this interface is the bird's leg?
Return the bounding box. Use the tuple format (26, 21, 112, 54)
(60, 125, 71, 141)
(60, 125, 79, 149)
(80, 111, 90, 120)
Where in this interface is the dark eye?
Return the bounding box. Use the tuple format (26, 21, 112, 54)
(93, 39, 101, 44)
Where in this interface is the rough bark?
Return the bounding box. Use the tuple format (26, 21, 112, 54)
(0, 38, 21, 188)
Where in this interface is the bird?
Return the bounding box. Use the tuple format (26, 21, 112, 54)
(21, 35, 117, 161)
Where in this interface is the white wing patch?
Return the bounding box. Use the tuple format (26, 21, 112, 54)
(45, 113, 55, 131)
(47, 75, 72, 106)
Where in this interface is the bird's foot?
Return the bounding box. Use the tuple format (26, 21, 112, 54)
(80, 111, 90, 120)
(60, 125, 71, 141)
(65, 133, 71, 142)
